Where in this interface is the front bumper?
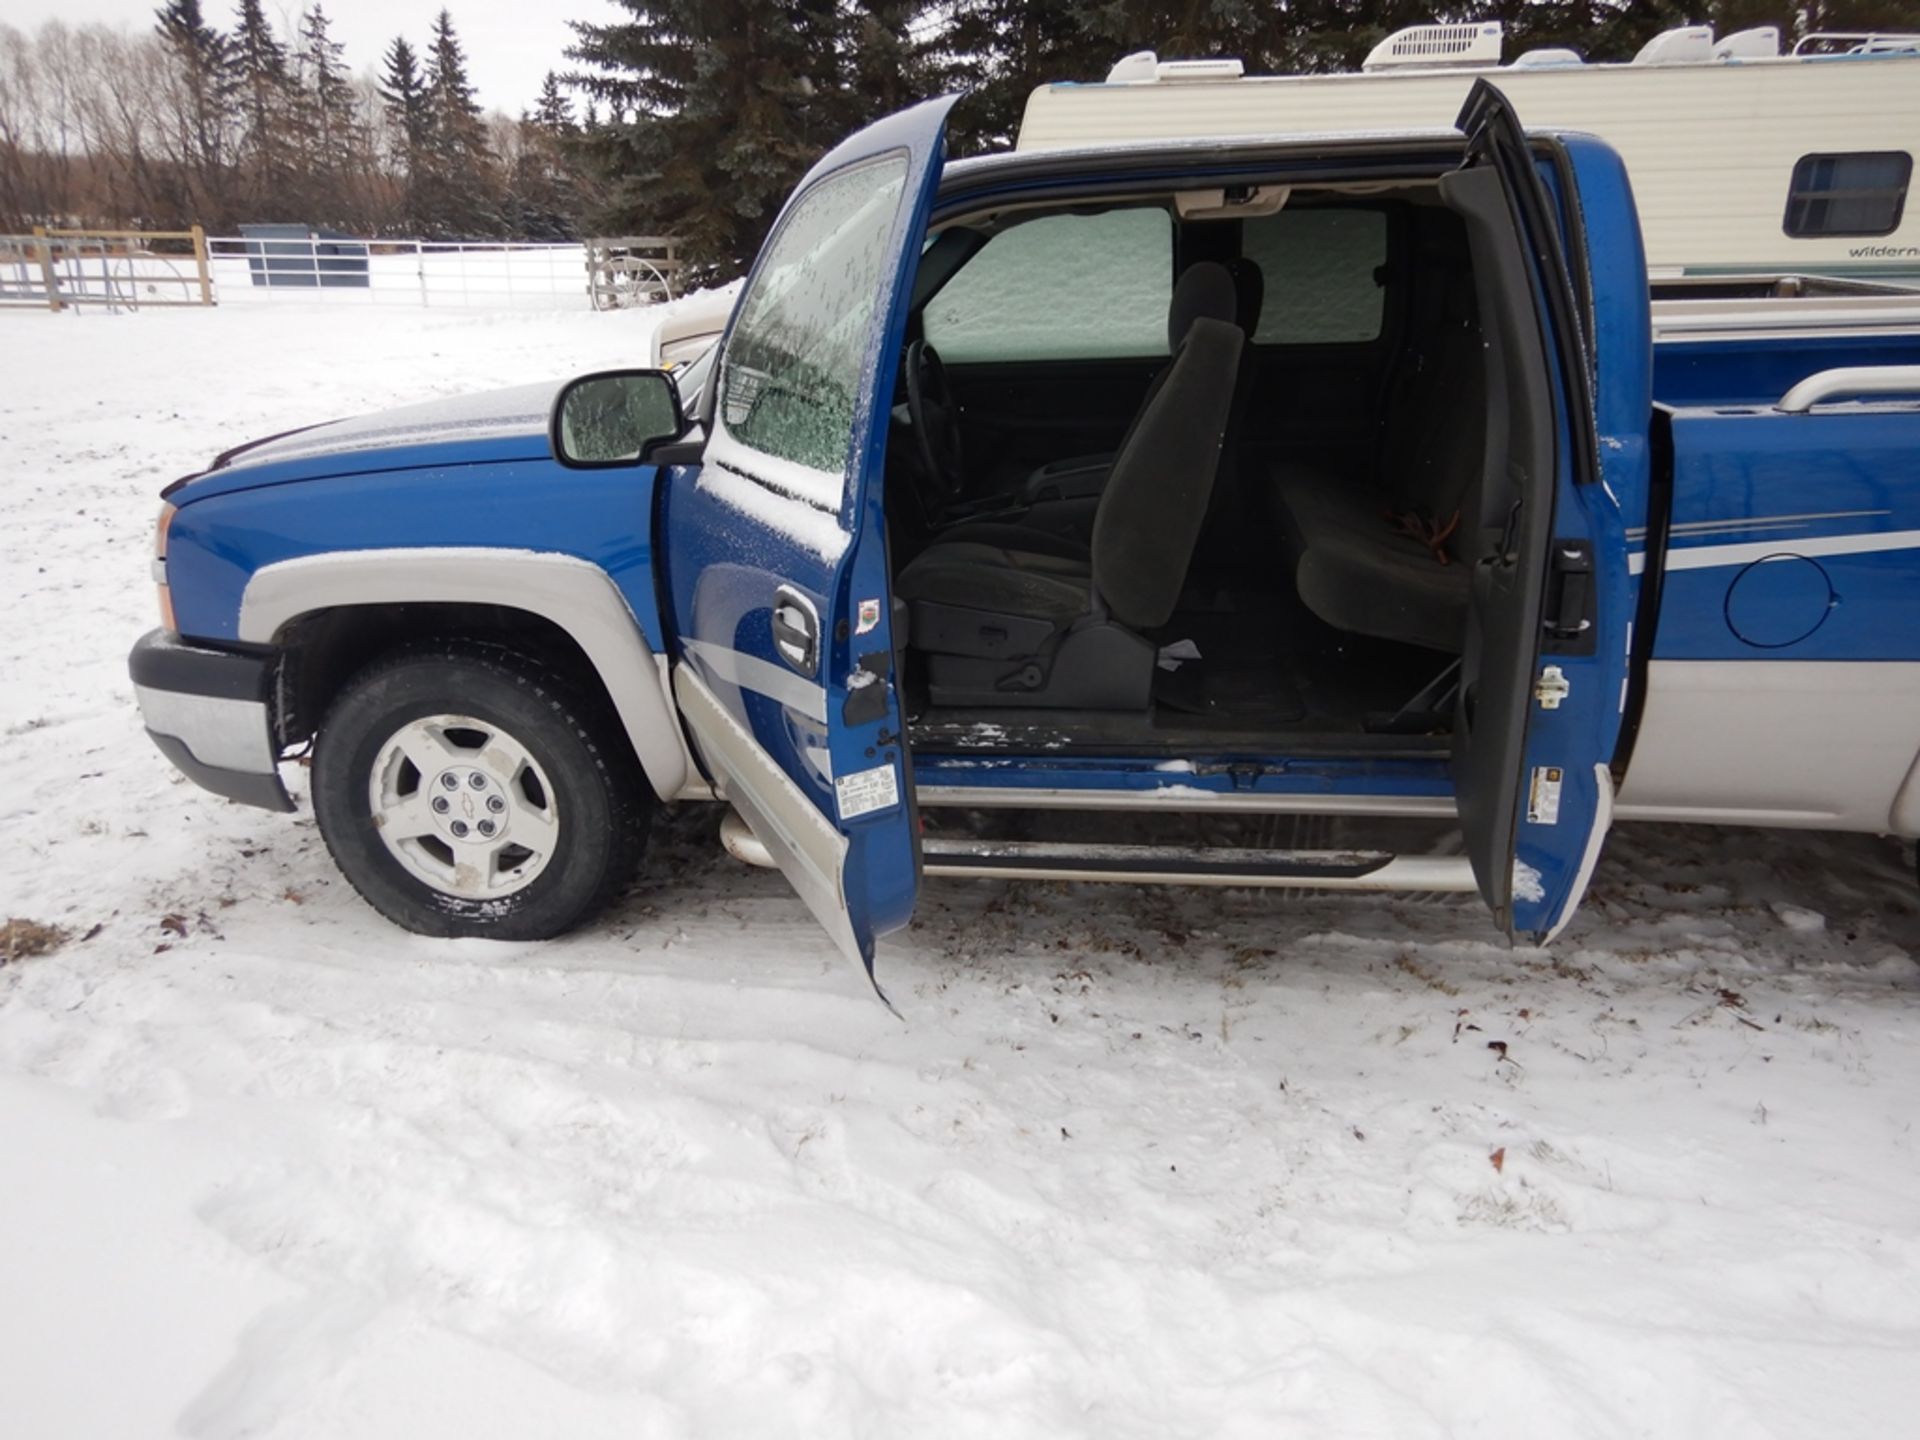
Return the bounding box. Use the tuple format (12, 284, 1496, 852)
(129, 629, 294, 812)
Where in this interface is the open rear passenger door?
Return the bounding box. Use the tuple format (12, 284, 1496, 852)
(661, 97, 957, 993)
(1444, 80, 1617, 943)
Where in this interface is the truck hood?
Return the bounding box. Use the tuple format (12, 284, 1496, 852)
(166, 380, 562, 501)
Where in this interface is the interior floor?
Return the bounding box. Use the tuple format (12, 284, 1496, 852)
(905, 582, 1456, 756)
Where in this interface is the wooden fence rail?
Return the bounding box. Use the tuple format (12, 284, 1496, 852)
(583, 235, 681, 311)
(0, 226, 214, 311)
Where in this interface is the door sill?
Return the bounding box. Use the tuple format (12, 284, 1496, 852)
(722, 811, 1473, 891)
(916, 784, 1457, 818)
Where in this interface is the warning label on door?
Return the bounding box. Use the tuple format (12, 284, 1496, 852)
(835, 762, 900, 821)
(1527, 765, 1564, 825)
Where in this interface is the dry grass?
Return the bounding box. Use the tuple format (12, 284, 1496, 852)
(1, 917, 70, 966)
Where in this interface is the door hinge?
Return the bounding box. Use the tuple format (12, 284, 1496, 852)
(1535, 664, 1571, 710)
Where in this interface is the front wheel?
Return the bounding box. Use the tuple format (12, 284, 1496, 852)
(312, 645, 650, 940)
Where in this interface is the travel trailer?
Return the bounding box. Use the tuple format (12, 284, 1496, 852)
(1017, 24, 1920, 285)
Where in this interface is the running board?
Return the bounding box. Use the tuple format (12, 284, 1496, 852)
(720, 812, 1475, 892)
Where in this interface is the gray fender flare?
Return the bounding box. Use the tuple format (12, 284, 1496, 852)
(1892, 745, 1920, 839)
(240, 548, 697, 801)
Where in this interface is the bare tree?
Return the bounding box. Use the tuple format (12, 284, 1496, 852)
(0, 12, 594, 238)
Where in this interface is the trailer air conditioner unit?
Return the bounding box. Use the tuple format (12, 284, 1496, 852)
(1634, 26, 1716, 65)
(1362, 22, 1503, 72)
(1712, 26, 1781, 60)
(1104, 51, 1245, 84)
(1510, 47, 1585, 68)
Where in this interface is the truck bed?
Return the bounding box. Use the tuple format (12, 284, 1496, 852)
(1653, 290, 1920, 406)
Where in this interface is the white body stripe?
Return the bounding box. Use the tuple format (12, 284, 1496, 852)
(1630, 527, 1920, 575)
(1626, 508, 1891, 541)
(682, 638, 829, 724)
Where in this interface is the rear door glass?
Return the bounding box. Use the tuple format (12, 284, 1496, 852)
(1244, 209, 1388, 344)
(922, 208, 1172, 363)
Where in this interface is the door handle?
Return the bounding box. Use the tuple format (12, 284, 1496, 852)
(1542, 539, 1596, 655)
(772, 585, 819, 676)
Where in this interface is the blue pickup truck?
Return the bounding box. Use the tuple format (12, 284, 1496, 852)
(128, 85, 1920, 989)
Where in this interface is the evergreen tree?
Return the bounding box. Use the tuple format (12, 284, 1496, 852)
(935, 0, 1098, 151)
(379, 35, 434, 231)
(380, 37, 433, 165)
(839, 1, 939, 124)
(567, 0, 849, 279)
(426, 9, 484, 141)
(291, 4, 362, 222)
(299, 5, 355, 152)
(229, 0, 291, 196)
(154, 0, 236, 212)
(532, 72, 575, 134)
(422, 8, 498, 234)
(506, 117, 583, 240)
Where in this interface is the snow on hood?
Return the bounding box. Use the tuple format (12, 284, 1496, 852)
(205, 379, 562, 479)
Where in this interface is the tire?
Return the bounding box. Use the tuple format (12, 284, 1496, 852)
(311, 643, 650, 940)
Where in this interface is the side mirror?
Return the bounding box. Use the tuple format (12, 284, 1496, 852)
(550, 369, 685, 468)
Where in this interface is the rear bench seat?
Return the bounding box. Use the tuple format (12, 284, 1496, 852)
(1270, 254, 1485, 655)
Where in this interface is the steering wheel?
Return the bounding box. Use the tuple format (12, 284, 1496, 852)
(904, 338, 966, 498)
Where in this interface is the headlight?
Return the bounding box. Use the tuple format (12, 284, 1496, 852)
(154, 502, 177, 631)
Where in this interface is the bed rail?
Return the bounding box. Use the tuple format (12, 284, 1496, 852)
(1777, 366, 1920, 411)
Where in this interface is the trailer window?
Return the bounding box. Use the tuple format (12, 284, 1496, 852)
(922, 208, 1172, 363)
(1783, 152, 1912, 238)
(1244, 209, 1387, 344)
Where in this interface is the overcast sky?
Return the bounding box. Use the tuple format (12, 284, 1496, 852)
(7, 0, 624, 116)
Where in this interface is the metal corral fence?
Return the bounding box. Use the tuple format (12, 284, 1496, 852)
(1, 228, 682, 313)
(0, 227, 214, 310)
(207, 233, 598, 310)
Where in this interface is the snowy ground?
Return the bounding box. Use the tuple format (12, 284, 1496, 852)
(4, 306, 1920, 1439)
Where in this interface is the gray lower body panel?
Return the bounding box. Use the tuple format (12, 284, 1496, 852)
(1617, 659, 1920, 835)
(129, 629, 293, 812)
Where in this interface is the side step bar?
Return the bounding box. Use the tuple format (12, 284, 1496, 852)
(719, 812, 1476, 892)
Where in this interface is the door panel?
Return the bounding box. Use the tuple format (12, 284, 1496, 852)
(1449, 81, 1618, 941)
(662, 96, 956, 987)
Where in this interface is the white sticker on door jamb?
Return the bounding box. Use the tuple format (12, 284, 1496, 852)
(835, 762, 900, 821)
(1527, 765, 1564, 825)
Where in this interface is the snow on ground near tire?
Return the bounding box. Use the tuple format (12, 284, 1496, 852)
(5, 306, 1920, 1439)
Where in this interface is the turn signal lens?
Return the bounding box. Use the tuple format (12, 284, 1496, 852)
(154, 503, 177, 632)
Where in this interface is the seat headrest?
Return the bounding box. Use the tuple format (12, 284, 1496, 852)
(1168, 261, 1236, 350)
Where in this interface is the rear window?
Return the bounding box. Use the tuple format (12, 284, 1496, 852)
(1783, 152, 1912, 238)
(921, 208, 1172, 363)
(1243, 209, 1388, 344)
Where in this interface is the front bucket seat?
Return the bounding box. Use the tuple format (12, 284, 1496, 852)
(895, 262, 1244, 709)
